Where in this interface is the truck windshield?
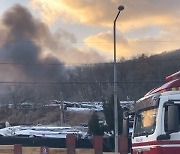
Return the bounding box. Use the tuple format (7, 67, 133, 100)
(134, 108, 158, 137)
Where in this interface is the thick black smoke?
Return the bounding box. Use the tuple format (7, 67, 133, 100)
(0, 4, 65, 82)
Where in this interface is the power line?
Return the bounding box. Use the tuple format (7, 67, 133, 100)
(0, 80, 164, 86)
(0, 62, 65, 66)
(1, 39, 180, 44)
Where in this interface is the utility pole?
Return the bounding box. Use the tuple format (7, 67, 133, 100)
(60, 92, 64, 126)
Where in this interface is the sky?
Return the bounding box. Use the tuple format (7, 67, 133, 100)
(0, 0, 180, 65)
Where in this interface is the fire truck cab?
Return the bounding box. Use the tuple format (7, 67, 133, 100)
(131, 71, 180, 154)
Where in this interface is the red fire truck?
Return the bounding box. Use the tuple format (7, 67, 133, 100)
(130, 71, 180, 154)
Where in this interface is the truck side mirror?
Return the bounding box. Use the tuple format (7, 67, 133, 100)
(167, 105, 179, 133)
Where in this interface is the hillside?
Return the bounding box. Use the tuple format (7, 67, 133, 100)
(0, 50, 179, 119)
(64, 50, 180, 101)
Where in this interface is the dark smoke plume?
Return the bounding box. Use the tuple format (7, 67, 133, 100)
(0, 4, 65, 82)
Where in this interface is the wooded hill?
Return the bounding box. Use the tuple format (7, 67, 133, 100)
(0, 50, 180, 106)
(63, 50, 180, 101)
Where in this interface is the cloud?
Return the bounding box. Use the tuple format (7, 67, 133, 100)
(30, 0, 180, 59)
(84, 31, 129, 58)
(31, 0, 180, 28)
(84, 30, 180, 59)
(31, 0, 119, 26)
(30, 0, 180, 39)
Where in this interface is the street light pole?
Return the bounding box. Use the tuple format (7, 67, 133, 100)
(113, 5, 124, 153)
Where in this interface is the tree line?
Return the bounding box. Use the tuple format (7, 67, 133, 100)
(0, 50, 180, 108)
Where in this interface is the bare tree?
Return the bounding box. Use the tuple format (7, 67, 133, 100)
(9, 85, 34, 109)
